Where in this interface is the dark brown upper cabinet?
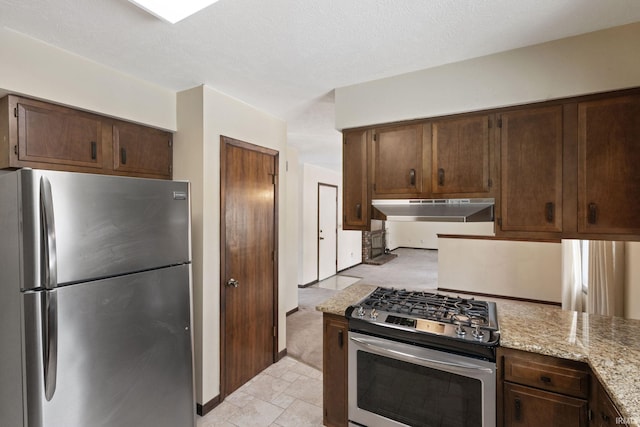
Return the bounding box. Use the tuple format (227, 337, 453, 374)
(430, 114, 491, 195)
(498, 106, 563, 235)
(1, 94, 173, 179)
(112, 121, 172, 178)
(342, 128, 370, 230)
(8, 97, 104, 170)
(371, 123, 424, 197)
(577, 94, 640, 235)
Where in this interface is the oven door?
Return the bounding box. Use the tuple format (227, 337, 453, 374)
(348, 331, 496, 427)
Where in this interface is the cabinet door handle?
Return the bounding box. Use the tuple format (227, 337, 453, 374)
(438, 168, 445, 186)
(514, 398, 521, 421)
(90, 141, 97, 160)
(120, 147, 127, 165)
(409, 168, 416, 186)
(588, 203, 597, 224)
(545, 202, 554, 223)
(338, 330, 344, 349)
(356, 203, 362, 220)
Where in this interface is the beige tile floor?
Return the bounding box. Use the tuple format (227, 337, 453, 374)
(196, 357, 324, 427)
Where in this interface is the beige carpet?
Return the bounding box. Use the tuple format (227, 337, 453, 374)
(286, 248, 438, 371)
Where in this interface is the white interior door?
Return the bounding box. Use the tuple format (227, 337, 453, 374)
(318, 184, 338, 281)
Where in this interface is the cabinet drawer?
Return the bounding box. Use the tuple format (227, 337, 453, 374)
(504, 353, 589, 399)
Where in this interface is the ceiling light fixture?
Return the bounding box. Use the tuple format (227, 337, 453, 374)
(129, 0, 219, 24)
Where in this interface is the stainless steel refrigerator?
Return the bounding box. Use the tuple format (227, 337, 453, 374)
(0, 169, 195, 427)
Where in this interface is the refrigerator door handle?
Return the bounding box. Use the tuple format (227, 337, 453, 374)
(40, 176, 58, 290)
(42, 290, 58, 401)
(40, 176, 58, 401)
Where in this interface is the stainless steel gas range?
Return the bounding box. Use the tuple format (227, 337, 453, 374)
(346, 287, 499, 427)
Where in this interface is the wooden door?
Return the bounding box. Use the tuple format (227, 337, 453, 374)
(318, 183, 338, 281)
(220, 137, 278, 397)
(499, 106, 563, 233)
(431, 114, 490, 195)
(112, 121, 173, 178)
(342, 129, 370, 230)
(372, 124, 423, 197)
(577, 94, 640, 234)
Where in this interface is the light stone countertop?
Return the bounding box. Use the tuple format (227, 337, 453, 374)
(316, 284, 640, 427)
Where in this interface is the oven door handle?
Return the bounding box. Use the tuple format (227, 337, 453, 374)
(350, 336, 494, 373)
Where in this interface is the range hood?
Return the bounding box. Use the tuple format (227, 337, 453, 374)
(371, 199, 495, 223)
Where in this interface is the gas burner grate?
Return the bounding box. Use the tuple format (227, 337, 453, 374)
(359, 287, 492, 327)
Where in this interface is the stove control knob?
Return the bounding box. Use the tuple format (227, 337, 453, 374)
(472, 326, 485, 340)
(357, 306, 365, 317)
(370, 309, 378, 320)
(454, 322, 466, 336)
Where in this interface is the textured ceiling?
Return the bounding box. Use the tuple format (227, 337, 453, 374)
(1, 0, 640, 170)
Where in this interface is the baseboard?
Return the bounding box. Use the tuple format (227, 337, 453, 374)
(197, 394, 221, 416)
(437, 287, 561, 306)
(286, 307, 299, 316)
(277, 348, 287, 361)
(298, 280, 318, 288)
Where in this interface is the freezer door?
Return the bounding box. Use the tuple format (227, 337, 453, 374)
(23, 265, 194, 427)
(19, 169, 190, 289)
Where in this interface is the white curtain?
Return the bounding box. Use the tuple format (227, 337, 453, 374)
(561, 240, 585, 312)
(561, 240, 625, 316)
(587, 241, 625, 316)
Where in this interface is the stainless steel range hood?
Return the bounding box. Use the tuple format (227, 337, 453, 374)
(371, 198, 495, 222)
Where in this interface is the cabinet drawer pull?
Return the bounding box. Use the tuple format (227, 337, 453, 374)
(514, 398, 521, 421)
(545, 202, 554, 223)
(90, 141, 97, 160)
(540, 375, 552, 384)
(588, 203, 597, 224)
(438, 168, 445, 186)
(121, 147, 127, 165)
(409, 168, 416, 186)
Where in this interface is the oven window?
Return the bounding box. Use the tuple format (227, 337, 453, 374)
(357, 351, 482, 427)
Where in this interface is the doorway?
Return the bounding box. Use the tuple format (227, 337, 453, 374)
(318, 183, 338, 281)
(220, 136, 278, 398)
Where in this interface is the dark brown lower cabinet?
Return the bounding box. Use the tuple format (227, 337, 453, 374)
(504, 382, 588, 426)
(323, 313, 348, 427)
(590, 379, 628, 427)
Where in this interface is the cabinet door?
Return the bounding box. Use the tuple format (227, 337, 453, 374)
(323, 314, 348, 427)
(16, 100, 102, 169)
(343, 129, 370, 230)
(500, 106, 563, 233)
(578, 95, 640, 234)
(431, 114, 490, 195)
(113, 121, 172, 178)
(591, 380, 628, 427)
(372, 124, 423, 196)
(504, 383, 588, 427)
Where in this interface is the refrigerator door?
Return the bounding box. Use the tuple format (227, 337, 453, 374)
(23, 265, 194, 427)
(19, 169, 190, 290)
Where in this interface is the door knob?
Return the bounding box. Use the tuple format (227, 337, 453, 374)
(227, 278, 239, 288)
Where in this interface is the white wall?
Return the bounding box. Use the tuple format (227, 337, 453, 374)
(335, 22, 640, 130)
(284, 148, 301, 313)
(626, 242, 640, 320)
(386, 222, 495, 250)
(438, 237, 562, 303)
(0, 28, 175, 130)
(173, 85, 289, 407)
(300, 164, 361, 286)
